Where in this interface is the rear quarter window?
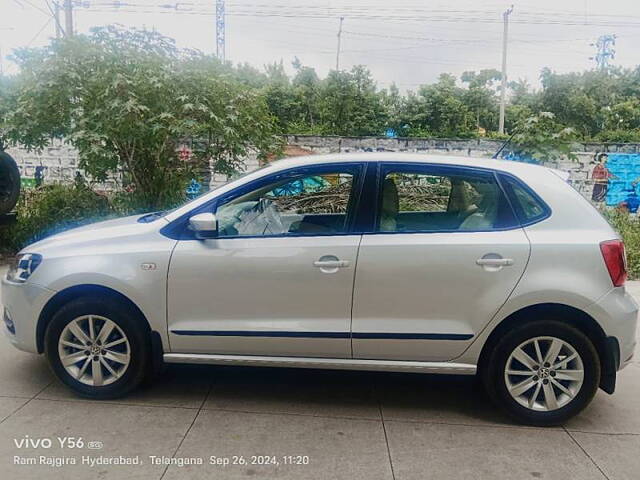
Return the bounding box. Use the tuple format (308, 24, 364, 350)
(500, 174, 550, 225)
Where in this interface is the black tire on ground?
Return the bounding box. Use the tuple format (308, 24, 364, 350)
(44, 296, 152, 399)
(482, 320, 600, 426)
(0, 151, 20, 216)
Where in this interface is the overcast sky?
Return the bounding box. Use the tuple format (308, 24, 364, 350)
(2, 0, 640, 91)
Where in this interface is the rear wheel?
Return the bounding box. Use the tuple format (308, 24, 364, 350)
(45, 296, 151, 399)
(483, 320, 600, 426)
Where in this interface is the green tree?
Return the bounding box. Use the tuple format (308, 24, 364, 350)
(380, 83, 405, 134)
(318, 65, 387, 136)
(461, 69, 501, 131)
(4, 26, 280, 210)
(403, 74, 475, 137)
(291, 61, 321, 131)
(508, 112, 578, 163)
(538, 67, 623, 137)
(604, 98, 640, 130)
(0, 75, 19, 150)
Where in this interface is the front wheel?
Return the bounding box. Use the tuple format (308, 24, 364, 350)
(483, 321, 600, 426)
(45, 296, 151, 399)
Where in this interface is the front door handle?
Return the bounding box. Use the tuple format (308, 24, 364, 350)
(476, 257, 514, 267)
(313, 255, 350, 273)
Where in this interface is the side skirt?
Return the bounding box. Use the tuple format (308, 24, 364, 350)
(163, 353, 477, 375)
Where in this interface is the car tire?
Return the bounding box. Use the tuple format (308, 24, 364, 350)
(483, 320, 600, 426)
(44, 296, 151, 399)
(0, 151, 20, 216)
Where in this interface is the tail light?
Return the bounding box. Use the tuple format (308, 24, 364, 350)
(600, 240, 627, 287)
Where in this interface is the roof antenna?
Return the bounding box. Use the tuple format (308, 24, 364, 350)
(492, 127, 519, 159)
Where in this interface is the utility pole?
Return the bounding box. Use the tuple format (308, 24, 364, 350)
(216, 0, 226, 62)
(64, 0, 73, 37)
(54, 1, 62, 39)
(335, 16, 344, 71)
(498, 5, 513, 135)
(0, 27, 15, 75)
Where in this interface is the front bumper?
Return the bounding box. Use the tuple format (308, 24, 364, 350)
(1, 276, 56, 353)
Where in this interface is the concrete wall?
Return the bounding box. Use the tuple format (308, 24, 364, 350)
(5, 140, 261, 191)
(8, 135, 640, 200)
(7, 140, 87, 187)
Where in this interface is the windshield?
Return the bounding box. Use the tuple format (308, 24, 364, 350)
(159, 163, 275, 220)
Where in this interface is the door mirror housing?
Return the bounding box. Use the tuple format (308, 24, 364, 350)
(189, 213, 218, 239)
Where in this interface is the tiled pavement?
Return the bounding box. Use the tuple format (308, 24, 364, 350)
(1, 264, 639, 479)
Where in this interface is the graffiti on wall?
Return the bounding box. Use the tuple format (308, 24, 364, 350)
(593, 153, 640, 213)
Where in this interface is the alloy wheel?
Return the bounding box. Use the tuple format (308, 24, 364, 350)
(504, 336, 584, 412)
(57, 315, 131, 387)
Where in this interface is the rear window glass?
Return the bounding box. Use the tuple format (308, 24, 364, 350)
(377, 168, 518, 232)
(501, 175, 549, 224)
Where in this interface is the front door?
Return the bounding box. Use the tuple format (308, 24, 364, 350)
(352, 164, 530, 362)
(167, 163, 365, 358)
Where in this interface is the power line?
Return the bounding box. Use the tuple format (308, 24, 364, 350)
(81, 1, 640, 22)
(77, 3, 640, 26)
(17, 0, 51, 16)
(27, 16, 54, 45)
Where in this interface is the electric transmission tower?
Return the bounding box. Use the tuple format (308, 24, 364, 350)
(216, 0, 225, 62)
(590, 35, 616, 70)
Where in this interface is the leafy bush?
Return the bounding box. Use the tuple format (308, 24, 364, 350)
(602, 208, 640, 280)
(594, 129, 640, 143)
(0, 184, 113, 252)
(508, 112, 579, 163)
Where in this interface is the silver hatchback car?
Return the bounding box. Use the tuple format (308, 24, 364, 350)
(2, 153, 637, 425)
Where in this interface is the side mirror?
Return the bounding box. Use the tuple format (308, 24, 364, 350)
(188, 213, 218, 239)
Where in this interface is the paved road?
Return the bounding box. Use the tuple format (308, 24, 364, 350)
(1, 264, 639, 479)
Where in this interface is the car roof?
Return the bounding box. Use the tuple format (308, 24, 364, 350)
(265, 152, 552, 177)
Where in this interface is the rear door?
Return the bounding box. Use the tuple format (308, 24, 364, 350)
(351, 163, 530, 362)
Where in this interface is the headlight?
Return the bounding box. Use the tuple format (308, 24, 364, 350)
(6, 253, 42, 283)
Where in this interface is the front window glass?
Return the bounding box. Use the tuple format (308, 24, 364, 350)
(378, 169, 515, 232)
(216, 172, 355, 237)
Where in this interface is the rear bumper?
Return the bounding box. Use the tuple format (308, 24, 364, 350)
(1, 276, 55, 353)
(586, 286, 638, 370)
(585, 286, 638, 393)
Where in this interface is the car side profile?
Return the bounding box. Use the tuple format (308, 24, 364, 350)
(2, 153, 637, 425)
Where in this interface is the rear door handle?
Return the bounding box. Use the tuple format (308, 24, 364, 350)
(313, 260, 350, 268)
(476, 258, 514, 266)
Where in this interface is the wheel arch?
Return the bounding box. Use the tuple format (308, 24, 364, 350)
(477, 302, 619, 394)
(36, 284, 151, 354)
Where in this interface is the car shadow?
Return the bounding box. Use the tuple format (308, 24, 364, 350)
(144, 363, 516, 426)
